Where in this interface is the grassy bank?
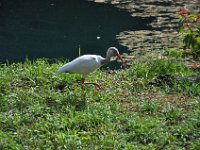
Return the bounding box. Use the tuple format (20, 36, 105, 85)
(0, 49, 200, 149)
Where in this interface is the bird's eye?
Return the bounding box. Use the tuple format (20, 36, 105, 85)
(113, 50, 118, 54)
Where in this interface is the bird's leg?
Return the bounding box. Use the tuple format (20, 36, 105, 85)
(84, 82, 102, 90)
(81, 78, 86, 99)
(81, 78, 86, 91)
(80, 78, 102, 90)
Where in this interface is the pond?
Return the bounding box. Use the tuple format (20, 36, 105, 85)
(0, 0, 154, 67)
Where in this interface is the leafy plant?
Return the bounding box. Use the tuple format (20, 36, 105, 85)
(179, 8, 200, 57)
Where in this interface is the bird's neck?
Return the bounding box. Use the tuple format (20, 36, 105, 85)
(101, 56, 111, 65)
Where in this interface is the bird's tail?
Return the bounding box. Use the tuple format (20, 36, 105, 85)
(57, 64, 70, 74)
(58, 67, 64, 74)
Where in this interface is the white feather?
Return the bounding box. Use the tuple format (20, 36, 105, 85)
(58, 55, 104, 77)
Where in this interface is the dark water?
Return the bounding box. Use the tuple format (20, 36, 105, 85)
(0, 0, 154, 65)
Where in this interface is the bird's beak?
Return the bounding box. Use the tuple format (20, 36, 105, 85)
(115, 52, 126, 66)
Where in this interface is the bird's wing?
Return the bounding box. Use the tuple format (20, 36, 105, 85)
(58, 55, 102, 76)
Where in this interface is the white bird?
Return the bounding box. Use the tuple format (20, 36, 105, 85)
(58, 47, 125, 90)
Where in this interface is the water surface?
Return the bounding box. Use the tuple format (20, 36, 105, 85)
(0, 0, 154, 66)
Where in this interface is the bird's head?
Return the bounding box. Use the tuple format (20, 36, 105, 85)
(107, 47, 126, 66)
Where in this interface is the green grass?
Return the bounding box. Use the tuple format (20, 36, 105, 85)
(0, 49, 200, 149)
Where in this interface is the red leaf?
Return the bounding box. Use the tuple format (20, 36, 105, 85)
(179, 8, 187, 17)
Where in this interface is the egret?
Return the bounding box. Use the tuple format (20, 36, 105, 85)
(58, 47, 126, 90)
